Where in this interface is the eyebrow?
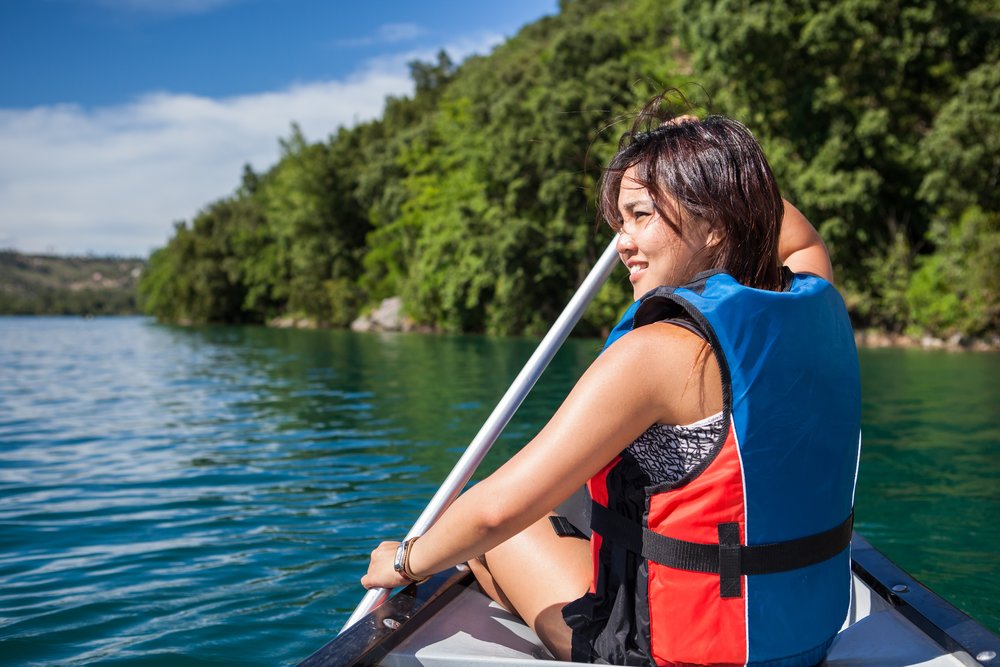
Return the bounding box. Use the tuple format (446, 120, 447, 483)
(619, 197, 651, 216)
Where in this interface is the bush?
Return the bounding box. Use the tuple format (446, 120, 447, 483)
(906, 207, 1000, 337)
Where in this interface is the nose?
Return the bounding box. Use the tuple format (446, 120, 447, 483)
(616, 231, 636, 256)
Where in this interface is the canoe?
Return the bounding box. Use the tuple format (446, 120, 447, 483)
(298, 532, 1000, 667)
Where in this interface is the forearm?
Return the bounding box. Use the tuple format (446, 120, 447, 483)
(779, 200, 833, 282)
(359, 479, 529, 591)
(360, 433, 589, 591)
(404, 479, 540, 579)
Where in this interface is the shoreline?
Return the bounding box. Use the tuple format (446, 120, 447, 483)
(275, 311, 1000, 352)
(853, 329, 1000, 352)
(8, 312, 996, 351)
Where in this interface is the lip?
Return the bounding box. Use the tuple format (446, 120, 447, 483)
(625, 260, 647, 283)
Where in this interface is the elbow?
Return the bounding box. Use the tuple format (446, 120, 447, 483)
(467, 486, 523, 535)
(476, 497, 516, 533)
(460, 472, 548, 538)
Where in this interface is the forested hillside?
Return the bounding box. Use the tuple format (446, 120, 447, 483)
(138, 0, 1000, 339)
(1, 252, 144, 316)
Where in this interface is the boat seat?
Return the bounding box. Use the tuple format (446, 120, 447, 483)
(382, 577, 972, 667)
(381, 586, 576, 667)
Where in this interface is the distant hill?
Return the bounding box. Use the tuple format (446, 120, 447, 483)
(0, 251, 146, 315)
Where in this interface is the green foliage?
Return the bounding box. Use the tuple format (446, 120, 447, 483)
(139, 200, 254, 323)
(918, 61, 1000, 215)
(906, 208, 1000, 337)
(682, 0, 995, 253)
(855, 230, 913, 332)
(907, 59, 1000, 337)
(138, 0, 1000, 340)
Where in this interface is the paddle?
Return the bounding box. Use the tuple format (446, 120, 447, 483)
(340, 234, 622, 632)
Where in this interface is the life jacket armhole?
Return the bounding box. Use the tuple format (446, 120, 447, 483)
(634, 290, 735, 496)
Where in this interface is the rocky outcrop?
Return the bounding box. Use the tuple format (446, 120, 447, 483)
(351, 297, 409, 332)
(854, 329, 999, 352)
(268, 316, 320, 329)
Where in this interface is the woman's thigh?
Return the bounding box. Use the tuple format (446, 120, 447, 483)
(469, 512, 591, 661)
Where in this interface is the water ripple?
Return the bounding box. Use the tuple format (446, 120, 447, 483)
(1, 317, 997, 665)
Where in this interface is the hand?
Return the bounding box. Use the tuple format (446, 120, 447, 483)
(360, 541, 411, 590)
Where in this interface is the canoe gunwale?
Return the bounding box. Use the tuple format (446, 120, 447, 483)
(849, 532, 1000, 664)
(298, 568, 474, 667)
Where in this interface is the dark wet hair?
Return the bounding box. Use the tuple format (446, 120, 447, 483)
(599, 95, 784, 291)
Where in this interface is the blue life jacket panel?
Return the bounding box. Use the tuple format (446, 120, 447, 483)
(564, 271, 861, 666)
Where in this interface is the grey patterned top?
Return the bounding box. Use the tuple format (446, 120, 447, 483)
(627, 412, 727, 485)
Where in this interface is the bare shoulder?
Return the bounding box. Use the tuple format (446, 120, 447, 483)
(593, 321, 721, 424)
(602, 320, 708, 362)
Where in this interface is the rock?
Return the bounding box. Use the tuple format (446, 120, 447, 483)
(920, 335, 945, 349)
(371, 297, 403, 330)
(349, 316, 372, 332)
(351, 297, 406, 332)
(855, 328, 1000, 352)
(947, 333, 970, 349)
(269, 315, 318, 329)
(857, 329, 894, 348)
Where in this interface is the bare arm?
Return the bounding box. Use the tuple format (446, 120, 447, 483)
(780, 200, 833, 282)
(362, 325, 718, 588)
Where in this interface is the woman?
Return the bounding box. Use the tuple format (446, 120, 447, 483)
(363, 105, 861, 666)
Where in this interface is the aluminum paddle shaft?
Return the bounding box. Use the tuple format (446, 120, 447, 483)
(340, 235, 622, 632)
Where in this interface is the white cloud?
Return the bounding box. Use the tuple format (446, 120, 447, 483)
(378, 22, 425, 42)
(90, 0, 244, 16)
(0, 35, 502, 257)
(336, 22, 426, 48)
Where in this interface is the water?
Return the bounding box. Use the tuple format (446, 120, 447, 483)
(0, 317, 997, 665)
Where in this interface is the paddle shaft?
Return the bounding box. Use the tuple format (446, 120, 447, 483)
(340, 235, 622, 632)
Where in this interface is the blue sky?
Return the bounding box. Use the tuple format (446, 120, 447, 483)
(0, 0, 558, 256)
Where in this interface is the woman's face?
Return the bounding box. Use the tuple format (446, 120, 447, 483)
(616, 166, 715, 300)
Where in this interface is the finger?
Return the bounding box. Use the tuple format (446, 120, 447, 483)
(660, 114, 699, 127)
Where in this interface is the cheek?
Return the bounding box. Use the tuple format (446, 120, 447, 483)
(643, 224, 678, 253)
(651, 234, 687, 267)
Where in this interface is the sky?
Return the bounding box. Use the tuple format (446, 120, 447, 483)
(0, 0, 559, 257)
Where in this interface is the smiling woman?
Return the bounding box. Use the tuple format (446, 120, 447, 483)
(614, 168, 714, 298)
(601, 112, 788, 297)
(360, 94, 859, 665)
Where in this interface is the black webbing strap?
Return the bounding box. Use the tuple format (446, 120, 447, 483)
(590, 501, 854, 598)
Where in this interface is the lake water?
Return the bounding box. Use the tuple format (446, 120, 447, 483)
(1, 316, 997, 665)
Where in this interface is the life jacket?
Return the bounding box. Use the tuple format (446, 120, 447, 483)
(567, 270, 861, 667)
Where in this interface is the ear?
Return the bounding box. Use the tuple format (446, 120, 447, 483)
(705, 227, 724, 248)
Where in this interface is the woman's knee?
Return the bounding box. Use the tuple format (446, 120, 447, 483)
(468, 554, 515, 613)
(483, 515, 591, 614)
(486, 514, 578, 565)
